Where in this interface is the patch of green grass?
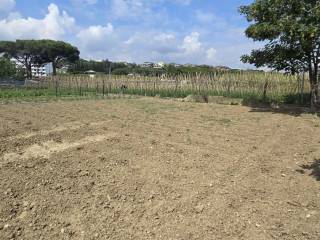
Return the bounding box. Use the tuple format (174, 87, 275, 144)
(0, 83, 309, 106)
(110, 115, 120, 119)
(200, 115, 232, 126)
(135, 101, 159, 114)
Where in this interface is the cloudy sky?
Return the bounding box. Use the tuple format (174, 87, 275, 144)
(0, 0, 260, 68)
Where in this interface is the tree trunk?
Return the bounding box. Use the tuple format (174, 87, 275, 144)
(26, 65, 32, 79)
(52, 61, 57, 76)
(309, 71, 319, 112)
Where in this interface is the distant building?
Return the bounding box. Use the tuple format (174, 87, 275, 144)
(127, 73, 141, 77)
(11, 59, 53, 78)
(215, 65, 231, 71)
(31, 64, 47, 78)
(85, 70, 96, 78)
(119, 61, 129, 66)
(57, 65, 69, 74)
(154, 62, 165, 69)
(31, 63, 53, 78)
(184, 63, 196, 67)
(140, 62, 154, 68)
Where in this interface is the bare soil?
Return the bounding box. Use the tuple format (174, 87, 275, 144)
(0, 97, 320, 240)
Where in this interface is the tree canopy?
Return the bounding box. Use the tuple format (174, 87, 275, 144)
(0, 39, 80, 78)
(67, 60, 235, 76)
(0, 40, 48, 78)
(240, 0, 320, 109)
(39, 40, 80, 75)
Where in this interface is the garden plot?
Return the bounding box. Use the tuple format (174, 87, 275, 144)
(0, 97, 320, 240)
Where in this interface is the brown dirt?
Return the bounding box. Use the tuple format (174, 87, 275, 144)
(0, 97, 320, 240)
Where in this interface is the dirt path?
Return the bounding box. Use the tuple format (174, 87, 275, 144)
(0, 98, 319, 240)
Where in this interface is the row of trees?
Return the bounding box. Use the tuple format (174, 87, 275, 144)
(68, 59, 239, 76)
(0, 38, 239, 80)
(0, 40, 79, 79)
(68, 59, 125, 74)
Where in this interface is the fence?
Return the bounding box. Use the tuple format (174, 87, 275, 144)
(0, 71, 311, 104)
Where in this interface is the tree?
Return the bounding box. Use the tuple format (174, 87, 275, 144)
(68, 59, 112, 74)
(0, 40, 47, 79)
(240, 0, 320, 110)
(39, 40, 80, 75)
(0, 57, 16, 78)
(241, 42, 307, 75)
(0, 40, 80, 78)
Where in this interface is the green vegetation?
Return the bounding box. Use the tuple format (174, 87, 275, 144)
(240, 0, 320, 110)
(39, 40, 80, 75)
(0, 71, 309, 105)
(0, 40, 79, 78)
(0, 88, 56, 99)
(0, 6, 318, 110)
(0, 58, 16, 77)
(67, 59, 237, 76)
(201, 115, 232, 126)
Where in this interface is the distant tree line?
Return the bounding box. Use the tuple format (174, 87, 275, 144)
(68, 59, 126, 74)
(67, 60, 243, 76)
(0, 39, 257, 81)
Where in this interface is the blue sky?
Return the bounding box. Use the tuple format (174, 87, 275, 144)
(0, 0, 260, 68)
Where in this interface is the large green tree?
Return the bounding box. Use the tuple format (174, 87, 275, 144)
(0, 40, 47, 79)
(0, 40, 80, 78)
(240, 0, 320, 110)
(39, 40, 79, 75)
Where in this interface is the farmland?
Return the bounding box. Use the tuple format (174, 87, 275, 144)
(0, 97, 320, 239)
(0, 71, 310, 105)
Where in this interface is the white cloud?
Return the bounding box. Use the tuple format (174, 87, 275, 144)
(76, 25, 218, 65)
(109, 0, 130, 18)
(77, 23, 114, 52)
(125, 32, 179, 53)
(0, 0, 15, 13)
(109, 0, 151, 19)
(206, 48, 217, 59)
(181, 32, 202, 54)
(0, 2, 259, 68)
(6, 11, 21, 20)
(0, 3, 75, 40)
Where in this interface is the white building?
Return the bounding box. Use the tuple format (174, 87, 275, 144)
(11, 59, 53, 78)
(154, 62, 165, 69)
(141, 62, 154, 68)
(31, 64, 47, 78)
(85, 70, 96, 78)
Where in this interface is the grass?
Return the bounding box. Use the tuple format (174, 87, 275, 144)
(0, 71, 310, 105)
(0, 86, 309, 106)
(200, 115, 232, 126)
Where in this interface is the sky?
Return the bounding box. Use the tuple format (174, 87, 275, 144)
(0, 0, 261, 68)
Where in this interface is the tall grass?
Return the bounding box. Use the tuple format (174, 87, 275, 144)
(0, 71, 310, 104)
